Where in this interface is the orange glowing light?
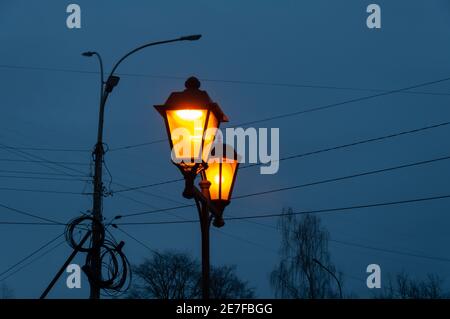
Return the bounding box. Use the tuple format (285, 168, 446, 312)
(204, 144, 240, 203)
(154, 76, 229, 174)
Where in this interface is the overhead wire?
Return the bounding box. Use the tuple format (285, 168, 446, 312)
(0, 232, 65, 281)
(114, 193, 450, 226)
(115, 154, 450, 219)
(0, 240, 66, 283)
(108, 75, 450, 151)
(111, 120, 450, 193)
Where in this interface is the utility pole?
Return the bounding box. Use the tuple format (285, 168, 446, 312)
(90, 76, 117, 299)
(90, 104, 105, 299)
(83, 35, 201, 299)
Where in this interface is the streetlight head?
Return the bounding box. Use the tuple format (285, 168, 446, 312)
(82, 51, 95, 57)
(154, 77, 228, 177)
(203, 143, 240, 208)
(179, 34, 202, 41)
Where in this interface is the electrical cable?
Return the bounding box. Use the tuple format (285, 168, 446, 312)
(63, 216, 131, 296)
(0, 239, 66, 283)
(0, 175, 90, 182)
(0, 169, 87, 177)
(114, 193, 450, 225)
(0, 158, 87, 166)
(2, 63, 449, 96)
(112, 120, 450, 193)
(0, 221, 65, 226)
(0, 232, 65, 280)
(115, 154, 450, 219)
(107, 76, 450, 151)
(0, 187, 91, 195)
(233, 155, 450, 200)
(0, 202, 63, 225)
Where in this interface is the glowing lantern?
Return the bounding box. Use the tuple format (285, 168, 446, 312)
(203, 144, 240, 212)
(154, 77, 228, 176)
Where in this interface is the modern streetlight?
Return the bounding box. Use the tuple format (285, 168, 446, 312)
(312, 258, 343, 299)
(82, 35, 201, 299)
(155, 77, 240, 299)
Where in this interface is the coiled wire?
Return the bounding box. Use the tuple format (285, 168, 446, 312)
(65, 216, 131, 296)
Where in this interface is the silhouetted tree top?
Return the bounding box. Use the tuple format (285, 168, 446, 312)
(271, 208, 342, 299)
(127, 251, 254, 299)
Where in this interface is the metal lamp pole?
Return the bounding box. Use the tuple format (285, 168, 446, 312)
(198, 179, 212, 299)
(185, 177, 227, 300)
(82, 35, 201, 299)
(312, 258, 343, 299)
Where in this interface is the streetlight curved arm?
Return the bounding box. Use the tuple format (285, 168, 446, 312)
(108, 34, 202, 79)
(92, 52, 105, 108)
(312, 258, 343, 299)
(81, 51, 104, 85)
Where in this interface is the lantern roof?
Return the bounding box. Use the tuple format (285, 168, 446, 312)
(210, 143, 241, 162)
(155, 76, 229, 122)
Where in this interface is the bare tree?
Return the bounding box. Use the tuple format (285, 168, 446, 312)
(270, 208, 342, 298)
(378, 271, 447, 299)
(209, 265, 254, 299)
(128, 251, 200, 299)
(0, 283, 14, 299)
(128, 251, 254, 299)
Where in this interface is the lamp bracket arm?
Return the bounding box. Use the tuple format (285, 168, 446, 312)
(192, 186, 221, 219)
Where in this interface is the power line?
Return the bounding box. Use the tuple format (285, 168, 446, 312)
(0, 175, 90, 182)
(221, 211, 450, 265)
(0, 233, 64, 280)
(0, 169, 87, 177)
(0, 139, 184, 219)
(112, 120, 450, 193)
(0, 221, 65, 226)
(114, 193, 450, 226)
(115, 200, 450, 281)
(0, 144, 93, 195)
(116, 154, 450, 218)
(107, 75, 450, 151)
(329, 238, 450, 264)
(113, 178, 184, 193)
(241, 121, 450, 169)
(1, 63, 449, 96)
(2, 146, 90, 153)
(0, 141, 184, 206)
(0, 158, 88, 166)
(0, 239, 66, 283)
(0, 202, 63, 224)
(0, 187, 90, 195)
(114, 226, 160, 256)
(233, 76, 450, 127)
(109, 139, 167, 151)
(234, 155, 450, 200)
(112, 180, 187, 206)
(0, 143, 90, 176)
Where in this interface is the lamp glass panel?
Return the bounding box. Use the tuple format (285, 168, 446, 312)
(202, 112, 219, 163)
(166, 109, 208, 163)
(206, 160, 237, 201)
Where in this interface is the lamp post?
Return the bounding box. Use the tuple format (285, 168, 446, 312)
(82, 35, 201, 299)
(312, 258, 343, 299)
(155, 78, 240, 299)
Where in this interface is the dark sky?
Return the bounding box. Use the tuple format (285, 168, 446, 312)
(1, 0, 450, 298)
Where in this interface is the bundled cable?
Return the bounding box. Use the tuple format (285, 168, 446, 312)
(65, 216, 104, 252)
(84, 233, 131, 296)
(65, 215, 131, 296)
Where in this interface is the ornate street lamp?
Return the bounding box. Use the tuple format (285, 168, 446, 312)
(155, 78, 240, 299)
(154, 76, 229, 197)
